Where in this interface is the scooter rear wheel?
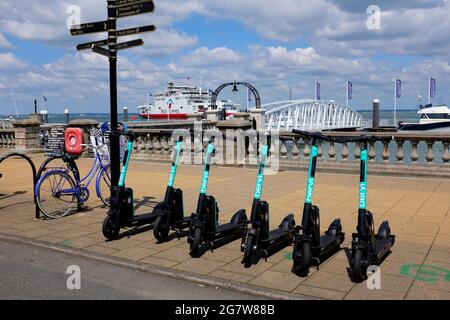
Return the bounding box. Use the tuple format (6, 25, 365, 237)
(353, 249, 365, 282)
(190, 228, 202, 257)
(153, 215, 170, 242)
(243, 234, 255, 268)
(102, 214, 120, 240)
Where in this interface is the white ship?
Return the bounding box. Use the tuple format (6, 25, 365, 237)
(398, 104, 450, 132)
(137, 82, 241, 120)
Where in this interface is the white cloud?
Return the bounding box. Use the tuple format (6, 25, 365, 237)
(136, 30, 198, 56)
(0, 53, 27, 70)
(0, 33, 12, 49)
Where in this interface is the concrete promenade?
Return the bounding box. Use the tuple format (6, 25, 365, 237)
(0, 154, 449, 300)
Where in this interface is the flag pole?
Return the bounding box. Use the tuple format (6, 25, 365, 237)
(394, 80, 397, 127)
(428, 77, 431, 105)
(346, 82, 349, 108)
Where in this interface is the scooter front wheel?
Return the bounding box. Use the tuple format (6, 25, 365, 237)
(352, 249, 365, 282)
(190, 228, 203, 257)
(293, 242, 311, 275)
(102, 214, 120, 240)
(242, 234, 255, 268)
(153, 215, 170, 242)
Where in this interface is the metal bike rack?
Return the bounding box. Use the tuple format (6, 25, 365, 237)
(0, 152, 40, 219)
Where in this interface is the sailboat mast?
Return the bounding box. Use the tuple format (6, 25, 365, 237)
(10, 87, 19, 117)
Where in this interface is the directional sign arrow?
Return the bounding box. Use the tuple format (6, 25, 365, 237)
(70, 20, 111, 36)
(108, 0, 150, 8)
(92, 45, 112, 58)
(115, 25, 156, 37)
(77, 39, 109, 51)
(112, 39, 144, 51)
(114, 1, 155, 18)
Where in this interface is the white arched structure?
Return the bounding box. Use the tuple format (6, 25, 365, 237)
(262, 100, 363, 131)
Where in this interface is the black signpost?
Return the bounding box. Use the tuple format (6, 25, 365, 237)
(70, 0, 156, 190)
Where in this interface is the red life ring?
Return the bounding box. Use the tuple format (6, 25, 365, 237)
(65, 128, 84, 156)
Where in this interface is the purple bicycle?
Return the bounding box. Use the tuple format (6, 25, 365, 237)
(35, 132, 111, 219)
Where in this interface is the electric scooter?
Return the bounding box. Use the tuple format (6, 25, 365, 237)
(350, 136, 395, 282)
(152, 137, 191, 242)
(291, 130, 345, 276)
(188, 137, 248, 257)
(241, 143, 296, 268)
(102, 131, 158, 240)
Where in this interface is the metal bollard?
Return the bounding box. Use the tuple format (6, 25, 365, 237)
(123, 106, 128, 122)
(372, 99, 380, 129)
(64, 109, 70, 124)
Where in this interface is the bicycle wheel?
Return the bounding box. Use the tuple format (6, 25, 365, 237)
(97, 165, 111, 207)
(37, 170, 77, 219)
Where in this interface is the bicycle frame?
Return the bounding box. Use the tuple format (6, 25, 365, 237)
(35, 149, 110, 204)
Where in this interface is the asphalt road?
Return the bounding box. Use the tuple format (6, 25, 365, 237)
(0, 241, 260, 300)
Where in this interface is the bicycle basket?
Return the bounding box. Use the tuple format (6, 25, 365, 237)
(90, 128, 110, 162)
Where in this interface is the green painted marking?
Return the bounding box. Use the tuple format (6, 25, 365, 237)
(284, 252, 293, 261)
(400, 264, 450, 284)
(59, 240, 73, 247)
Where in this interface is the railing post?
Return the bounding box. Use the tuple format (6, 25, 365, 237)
(291, 138, 299, 160)
(328, 142, 336, 161)
(317, 142, 323, 160)
(303, 138, 311, 161)
(341, 142, 349, 162)
(280, 140, 288, 160)
(369, 142, 376, 162)
(382, 140, 390, 163)
(442, 142, 450, 166)
(410, 140, 419, 165)
(354, 143, 361, 161)
(426, 141, 434, 165)
(396, 141, 404, 164)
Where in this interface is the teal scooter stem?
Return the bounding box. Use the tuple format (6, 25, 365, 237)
(241, 143, 296, 268)
(102, 131, 175, 240)
(291, 130, 345, 276)
(351, 138, 395, 282)
(152, 137, 191, 242)
(188, 137, 247, 257)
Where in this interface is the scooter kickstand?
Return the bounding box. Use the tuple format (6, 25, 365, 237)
(262, 250, 269, 262)
(312, 257, 320, 270)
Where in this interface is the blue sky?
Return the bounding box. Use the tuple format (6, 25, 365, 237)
(1, 0, 450, 115)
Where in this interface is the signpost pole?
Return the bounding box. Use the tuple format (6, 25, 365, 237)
(108, 9, 120, 188)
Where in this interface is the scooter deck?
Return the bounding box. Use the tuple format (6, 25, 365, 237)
(374, 235, 395, 262)
(261, 228, 295, 246)
(210, 222, 244, 236)
(259, 229, 295, 257)
(313, 233, 345, 255)
(124, 212, 158, 227)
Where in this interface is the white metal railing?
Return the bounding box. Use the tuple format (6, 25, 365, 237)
(262, 100, 363, 131)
